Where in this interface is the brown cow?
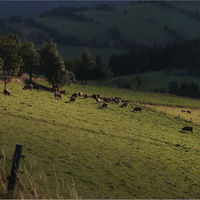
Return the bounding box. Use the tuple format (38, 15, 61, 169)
(182, 126, 193, 133)
(33, 84, 41, 90)
(23, 84, 33, 90)
(102, 102, 108, 108)
(59, 90, 66, 94)
(133, 107, 142, 113)
(120, 102, 128, 108)
(84, 94, 89, 98)
(72, 93, 78, 98)
(78, 92, 82, 97)
(108, 97, 113, 102)
(70, 97, 76, 102)
(113, 98, 121, 104)
(91, 94, 100, 99)
(54, 93, 62, 99)
(4, 89, 11, 96)
(103, 97, 109, 103)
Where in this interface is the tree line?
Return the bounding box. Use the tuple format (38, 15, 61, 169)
(0, 34, 113, 89)
(109, 38, 200, 77)
(168, 81, 200, 99)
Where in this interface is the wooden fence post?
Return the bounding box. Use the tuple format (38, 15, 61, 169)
(7, 144, 23, 191)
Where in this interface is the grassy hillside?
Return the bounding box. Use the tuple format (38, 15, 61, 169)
(96, 69, 200, 93)
(1, 80, 200, 198)
(36, 2, 200, 46)
(5, 2, 200, 63)
(172, 1, 200, 12)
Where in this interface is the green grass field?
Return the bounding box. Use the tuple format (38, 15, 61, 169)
(100, 69, 200, 92)
(1, 80, 200, 199)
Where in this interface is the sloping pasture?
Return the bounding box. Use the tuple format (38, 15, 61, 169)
(103, 69, 200, 91)
(1, 82, 200, 198)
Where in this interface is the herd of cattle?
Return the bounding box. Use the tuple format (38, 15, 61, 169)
(3, 83, 194, 133)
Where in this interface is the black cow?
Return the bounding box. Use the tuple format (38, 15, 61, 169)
(133, 107, 142, 113)
(70, 97, 76, 102)
(59, 90, 66, 94)
(102, 102, 108, 108)
(84, 94, 89, 98)
(182, 126, 193, 133)
(72, 93, 78, 98)
(23, 84, 33, 90)
(33, 84, 41, 90)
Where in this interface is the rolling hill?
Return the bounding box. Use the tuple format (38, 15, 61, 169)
(4, 1, 200, 63)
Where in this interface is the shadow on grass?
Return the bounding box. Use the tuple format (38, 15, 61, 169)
(30, 81, 52, 92)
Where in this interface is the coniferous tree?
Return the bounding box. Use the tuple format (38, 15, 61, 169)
(38, 39, 75, 88)
(20, 39, 39, 82)
(76, 49, 95, 84)
(0, 33, 23, 89)
(94, 57, 113, 86)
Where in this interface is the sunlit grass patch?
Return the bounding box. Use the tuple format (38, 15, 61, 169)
(1, 81, 200, 198)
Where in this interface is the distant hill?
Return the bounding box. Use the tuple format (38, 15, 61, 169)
(2, 1, 200, 63)
(0, 1, 131, 19)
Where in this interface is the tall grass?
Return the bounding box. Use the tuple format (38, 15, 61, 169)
(0, 148, 80, 199)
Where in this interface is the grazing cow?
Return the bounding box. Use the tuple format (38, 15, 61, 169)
(23, 84, 33, 90)
(84, 94, 89, 98)
(108, 97, 113, 102)
(121, 102, 128, 108)
(187, 110, 191, 114)
(59, 90, 66, 94)
(33, 84, 41, 90)
(4, 89, 11, 96)
(52, 88, 59, 93)
(54, 93, 62, 99)
(182, 126, 193, 133)
(96, 98, 101, 103)
(72, 93, 78, 98)
(181, 110, 186, 112)
(133, 107, 142, 113)
(103, 97, 109, 103)
(91, 94, 100, 99)
(91, 94, 98, 100)
(115, 97, 121, 100)
(102, 102, 108, 108)
(113, 98, 121, 104)
(70, 97, 76, 102)
(78, 92, 82, 97)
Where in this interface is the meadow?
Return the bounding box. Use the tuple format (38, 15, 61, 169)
(98, 69, 200, 93)
(1, 79, 200, 199)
